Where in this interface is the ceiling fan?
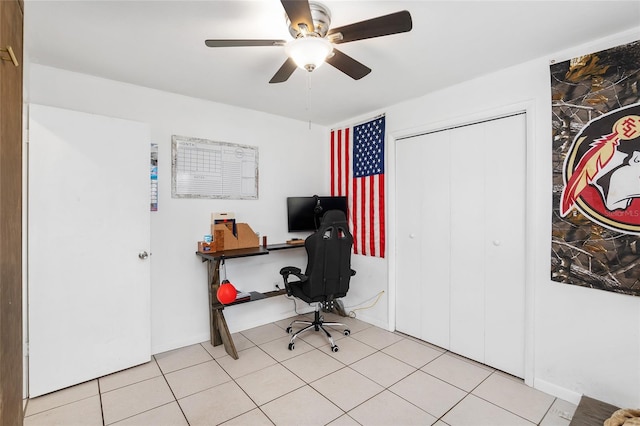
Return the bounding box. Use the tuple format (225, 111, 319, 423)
(204, 0, 412, 84)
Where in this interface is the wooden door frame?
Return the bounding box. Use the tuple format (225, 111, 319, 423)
(0, 0, 24, 423)
(388, 101, 536, 386)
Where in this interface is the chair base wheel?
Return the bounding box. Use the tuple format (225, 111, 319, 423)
(285, 310, 351, 353)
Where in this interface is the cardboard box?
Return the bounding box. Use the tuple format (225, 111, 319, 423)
(210, 222, 259, 251)
(214, 228, 225, 251)
(197, 241, 215, 253)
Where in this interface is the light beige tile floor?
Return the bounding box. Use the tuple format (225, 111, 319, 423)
(24, 313, 577, 425)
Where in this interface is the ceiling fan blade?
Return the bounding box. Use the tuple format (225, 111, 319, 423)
(328, 10, 412, 44)
(281, 0, 314, 33)
(269, 58, 298, 84)
(325, 49, 371, 80)
(205, 39, 286, 48)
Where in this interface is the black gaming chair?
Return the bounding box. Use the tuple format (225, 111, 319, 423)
(280, 210, 356, 352)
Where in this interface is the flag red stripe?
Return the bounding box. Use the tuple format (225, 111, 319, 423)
(369, 175, 375, 256)
(350, 179, 358, 254)
(379, 173, 386, 258)
(360, 179, 366, 255)
(344, 128, 350, 200)
(337, 130, 343, 196)
(330, 130, 335, 196)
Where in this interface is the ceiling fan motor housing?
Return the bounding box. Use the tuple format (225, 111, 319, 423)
(287, 1, 331, 38)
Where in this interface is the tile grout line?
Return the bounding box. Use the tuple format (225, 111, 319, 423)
(260, 342, 351, 424)
(332, 341, 448, 424)
(461, 370, 545, 425)
(227, 344, 287, 424)
(157, 359, 192, 426)
(97, 379, 105, 426)
(539, 397, 559, 426)
(337, 337, 500, 424)
(99, 355, 193, 425)
(23, 384, 99, 421)
(451, 369, 499, 421)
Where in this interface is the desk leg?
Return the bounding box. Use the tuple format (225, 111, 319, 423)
(212, 309, 238, 359)
(206, 258, 239, 359)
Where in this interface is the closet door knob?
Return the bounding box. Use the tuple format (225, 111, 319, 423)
(493, 240, 501, 246)
(409, 234, 416, 239)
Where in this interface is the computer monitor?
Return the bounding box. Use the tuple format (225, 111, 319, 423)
(287, 196, 348, 232)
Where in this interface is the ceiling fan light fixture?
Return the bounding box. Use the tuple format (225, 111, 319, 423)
(285, 37, 333, 72)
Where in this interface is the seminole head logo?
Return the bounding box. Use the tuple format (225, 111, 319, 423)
(560, 103, 640, 234)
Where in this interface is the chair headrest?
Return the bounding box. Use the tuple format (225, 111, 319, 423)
(320, 210, 347, 227)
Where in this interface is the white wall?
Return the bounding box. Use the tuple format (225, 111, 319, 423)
(352, 28, 639, 408)
(28, 64, 328, 354)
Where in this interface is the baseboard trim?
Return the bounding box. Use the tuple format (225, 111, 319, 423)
(534, 378, 582, 404)
(353, 313, 389, 331)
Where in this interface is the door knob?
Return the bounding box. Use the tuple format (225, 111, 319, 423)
(138, 251, 149, 259)
(493, 240, 501, 246)
(409, 234, 416, 239)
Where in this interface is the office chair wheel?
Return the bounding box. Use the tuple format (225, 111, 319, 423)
(331, 345, 339, 352)
(288, 342, 295, 351)
(286, 326, 293, 334)
(343, 329, 351, 336)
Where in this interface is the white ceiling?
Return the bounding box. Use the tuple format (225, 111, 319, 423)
(24, 1, 640, 126)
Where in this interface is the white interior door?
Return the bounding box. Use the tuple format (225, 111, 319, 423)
(28, 104, 151, 397)
(396, 114, 526, 378)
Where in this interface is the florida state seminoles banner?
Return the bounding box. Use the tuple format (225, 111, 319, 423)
(551, 40, 640, 296)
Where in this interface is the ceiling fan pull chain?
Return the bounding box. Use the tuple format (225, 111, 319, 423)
(307, 72, 312, 129)
(306, 72, 310, 111)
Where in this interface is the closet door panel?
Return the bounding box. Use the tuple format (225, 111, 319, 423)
(396, 137, 426, 337)
(418, 131, 451, 348)
(449, 125, 486, 362)
(396, 132, 451, 347)
(483, 114, 526, 377)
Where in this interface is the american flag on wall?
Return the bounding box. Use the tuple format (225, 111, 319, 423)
(330, 116, 386, 258)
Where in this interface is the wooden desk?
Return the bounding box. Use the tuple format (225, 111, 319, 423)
(196, 243, 303, 359)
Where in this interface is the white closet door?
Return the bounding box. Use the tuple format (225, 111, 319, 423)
(28, 104, 152, 396)
(449, 123, 487, 362)
(483, 115, 526, 377)
(420, 131, 452, 348)
(396, 114, 526, 378)
(396, 131, 450, 349)
(396, 136, 425, 338)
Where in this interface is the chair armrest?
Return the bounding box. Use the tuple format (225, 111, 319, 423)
(279, 266, 307, 282)
(280, 266, 301, 277)
(279, 266, 307, 296)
